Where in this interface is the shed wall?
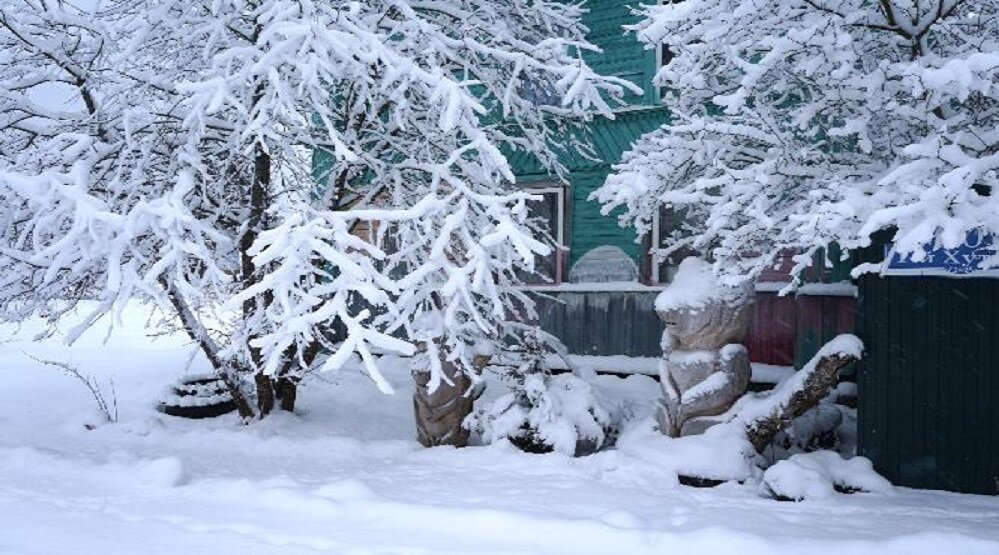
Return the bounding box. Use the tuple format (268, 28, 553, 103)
(857, 274, 999, 494)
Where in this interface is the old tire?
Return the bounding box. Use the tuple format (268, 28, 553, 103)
(158, 376, 237, 419)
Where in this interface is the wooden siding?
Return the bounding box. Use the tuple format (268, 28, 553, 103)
(793, 295, 857, 369)
(581, 0, 658, 106)
(515, 110, 669, 267)
(513, 0, 668, 267)
(531, 290, 662, 357)
(747, 293, 797, 366)
(857, 274, 999, 495)
(532, 288, 855, 368)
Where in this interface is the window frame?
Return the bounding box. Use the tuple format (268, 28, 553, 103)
(650, 207, 664, 283)
(653, 0, 683, 103)
(647, 205, 695, 285)
(520, 183, 568, 285)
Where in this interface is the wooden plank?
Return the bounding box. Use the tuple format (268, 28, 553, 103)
(747, 293, 796, 366)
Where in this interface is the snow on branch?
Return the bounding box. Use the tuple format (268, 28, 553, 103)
(595, 0, 999, 282)
(0, 0, 629, 411)
(732, 334, 863, 453)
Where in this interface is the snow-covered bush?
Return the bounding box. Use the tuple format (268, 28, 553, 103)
(763, 451, 893, 501)
(466, 333, 611, 456)
(468, 372, 611, 456)
(0, 0, 636, 418)
(594, 0, 999, 284)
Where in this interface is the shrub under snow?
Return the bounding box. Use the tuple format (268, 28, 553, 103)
(467, 372, 611, 456)
(763, 451, 893, 501)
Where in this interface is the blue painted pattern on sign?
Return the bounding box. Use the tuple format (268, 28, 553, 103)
(884, 231, 999, 277)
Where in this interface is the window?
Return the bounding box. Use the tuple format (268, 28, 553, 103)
(521, 185, 568, 284)
(647, 205, 696, 284)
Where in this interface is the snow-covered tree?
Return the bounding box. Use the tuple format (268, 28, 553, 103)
(594, 0, 999, 284)
(0, 0, 636, 419)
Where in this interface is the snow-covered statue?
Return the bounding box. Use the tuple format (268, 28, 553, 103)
(655, 258, 754, 437)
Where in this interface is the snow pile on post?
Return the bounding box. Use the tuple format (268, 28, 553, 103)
(654, 257, 754, 437)
(655, 258, 748, 312)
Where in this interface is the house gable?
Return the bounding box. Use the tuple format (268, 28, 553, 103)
(514, 0, 669, 269)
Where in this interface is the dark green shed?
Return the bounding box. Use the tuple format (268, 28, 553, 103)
(856, 244, 999, 495)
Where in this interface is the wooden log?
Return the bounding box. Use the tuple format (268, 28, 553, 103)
(740, 335, 862, 453)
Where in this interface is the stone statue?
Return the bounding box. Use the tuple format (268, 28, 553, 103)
(655, 258, 754, 437)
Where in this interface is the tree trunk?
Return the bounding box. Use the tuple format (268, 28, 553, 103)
(412, 354, 488, 448)
(241, 115, 272, 416)
(276, 377, 297, 412)
(254, 373, 275, 416)
(161, 277, 255, 420)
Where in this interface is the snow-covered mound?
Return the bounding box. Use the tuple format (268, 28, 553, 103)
(763, 451, 893, 501)
(615, 417, 760, 484)
(1, 304, 998, 555)
(467, 373, 611, 455)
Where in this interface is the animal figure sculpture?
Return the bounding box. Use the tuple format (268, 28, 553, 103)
(655, 258, 755, 437)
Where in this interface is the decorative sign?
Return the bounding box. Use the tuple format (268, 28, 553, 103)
(884, 231, 999, 278)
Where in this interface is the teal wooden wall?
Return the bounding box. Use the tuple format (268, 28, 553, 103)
(515, 0, 668, 267)
(582, 0, 659, 107)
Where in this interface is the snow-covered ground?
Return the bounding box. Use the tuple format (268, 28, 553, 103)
(2, 305, 998, 555)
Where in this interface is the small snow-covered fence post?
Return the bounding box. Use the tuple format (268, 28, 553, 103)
(742, 335, 862, 454)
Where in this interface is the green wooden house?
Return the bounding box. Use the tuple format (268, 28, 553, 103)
(514, 0, 856, 370)
(513, 0, 667, 271)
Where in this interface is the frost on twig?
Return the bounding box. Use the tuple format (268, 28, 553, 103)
(27, 354, 118, 425)
(0, 0, 635, 419)
(595, 0, 999, 283)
